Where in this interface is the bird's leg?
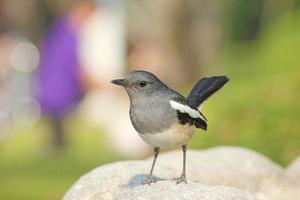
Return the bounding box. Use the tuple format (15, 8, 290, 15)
(143, 147, 160, 185)
(173, 144, 187, 184)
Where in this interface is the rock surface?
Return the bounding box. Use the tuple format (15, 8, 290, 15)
(117, 181, 256, 200)
(63, 146, 300, 200)
(147, 146, 283, 193)
(286, 156, 300, 184)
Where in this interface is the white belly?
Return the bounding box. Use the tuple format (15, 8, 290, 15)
(138, 123, 196, 148)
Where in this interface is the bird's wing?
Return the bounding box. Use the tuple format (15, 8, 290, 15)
(169, 97, 207, 131)
(187, 76, 229, 108)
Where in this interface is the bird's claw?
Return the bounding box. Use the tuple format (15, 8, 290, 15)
(173, 174, 187, 184)
(142, 175, 157, 185)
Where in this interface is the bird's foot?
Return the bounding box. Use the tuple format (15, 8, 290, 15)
(142, 175, 157, 185)
(173, 174, 187, 184)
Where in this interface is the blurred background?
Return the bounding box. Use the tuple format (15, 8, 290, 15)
(0, 0, 300, 199)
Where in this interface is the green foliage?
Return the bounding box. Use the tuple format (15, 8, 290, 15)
(0, 120, 121, 200)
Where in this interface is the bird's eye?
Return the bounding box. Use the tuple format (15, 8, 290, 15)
(139, 81, 147, 87)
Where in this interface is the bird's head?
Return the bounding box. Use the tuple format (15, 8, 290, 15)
(111, 70, 167, 98)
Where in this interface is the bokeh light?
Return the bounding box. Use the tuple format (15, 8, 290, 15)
(10, 42, 40, 73)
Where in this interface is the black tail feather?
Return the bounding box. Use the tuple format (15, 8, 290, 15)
(187, 76, 229, 108)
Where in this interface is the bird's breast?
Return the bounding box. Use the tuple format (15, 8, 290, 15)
(138, 123, 196, 148)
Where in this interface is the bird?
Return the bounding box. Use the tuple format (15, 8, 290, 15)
(111, 70, 229, 185)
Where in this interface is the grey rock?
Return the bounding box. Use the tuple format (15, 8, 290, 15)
(117, 181, 257, 200)
(148, 146, 283, 193)
(266, 156, 300, 200)
(286, 156, 300, 184)
(63, 146, 297, 200)
(258, 180, 300, 200)
(63, 160, 178, 200)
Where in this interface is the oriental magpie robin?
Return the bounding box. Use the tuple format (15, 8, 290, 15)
(111, 70, 229, 185)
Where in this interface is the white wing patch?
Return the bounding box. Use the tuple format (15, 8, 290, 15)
(169, 100, 207, 121)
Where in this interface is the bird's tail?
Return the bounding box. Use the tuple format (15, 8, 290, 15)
(187, 76, 229, 108)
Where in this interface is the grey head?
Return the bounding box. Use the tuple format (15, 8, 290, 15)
(111, 70, 181, 134)
(111, 70, 174, 99)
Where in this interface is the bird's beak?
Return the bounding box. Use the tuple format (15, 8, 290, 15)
(111, 79, 128, 87)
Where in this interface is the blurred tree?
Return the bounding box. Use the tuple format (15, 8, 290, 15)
(170, 0, 225, 82)
(229, 0, 264, 41)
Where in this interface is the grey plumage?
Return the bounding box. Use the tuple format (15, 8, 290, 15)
(129, 93, 179, 134)
(114, 71, 185, 134)
(111, 70, 229, 185)
(112, 71, 228, 134)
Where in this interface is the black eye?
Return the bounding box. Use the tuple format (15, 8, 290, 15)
(139, 81, 147, 87)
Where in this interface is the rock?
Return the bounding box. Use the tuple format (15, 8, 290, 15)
(117, 181, 256, 200)
(63, 146, 296, 200)
(285, 156, 300, 184)
(148, 146, 283, 193)
(258, 180, 300, 200)
(265, 156, 300, 200)
(256, 165, 300, 200)
(63, 160, 178, 200)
